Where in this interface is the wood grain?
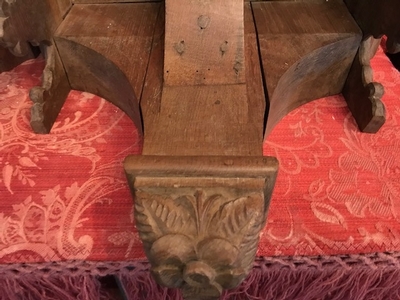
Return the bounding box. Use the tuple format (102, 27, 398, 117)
(54, 3, 160, 135)
(126, 4, 277, 298)
(164, 0, 245, 86)
(252, 0, 362, 136)
(143, 3, 264, 157)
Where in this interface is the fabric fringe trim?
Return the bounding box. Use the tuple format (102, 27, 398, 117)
(1, 253, 399, 299)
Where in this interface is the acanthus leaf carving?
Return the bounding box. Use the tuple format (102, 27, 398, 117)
(133, 187, 266, 298)
(134, 191, 197, 251)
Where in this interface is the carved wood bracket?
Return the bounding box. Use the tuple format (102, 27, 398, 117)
(124, 156, 278, 299)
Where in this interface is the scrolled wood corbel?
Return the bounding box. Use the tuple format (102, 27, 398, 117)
(342, 0, 400, 132)
(0, 0, 72, 133)
(30, 44, 71, 133)
(125, 156, 278, 299)
(343, 36, 386, 133)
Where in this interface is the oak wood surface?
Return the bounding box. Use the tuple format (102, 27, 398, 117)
(54, 3, 160, 135)
(124, 3, 277, 298)
(164, 0, 245, 86)
(142, 3, 264, 156)
(252, 0, 362, 136)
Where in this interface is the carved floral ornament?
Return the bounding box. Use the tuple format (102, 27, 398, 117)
(134, 187, 266, 299)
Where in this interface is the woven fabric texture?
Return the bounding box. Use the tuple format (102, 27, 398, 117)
(0, 45, 399, 265)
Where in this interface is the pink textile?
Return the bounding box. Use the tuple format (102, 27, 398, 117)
(0, 45, 399, 266)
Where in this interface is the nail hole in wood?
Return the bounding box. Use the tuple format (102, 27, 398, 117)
(174, 40, 185, 55)
(197, 15, 210, 30)
(220, 41, 228, 56)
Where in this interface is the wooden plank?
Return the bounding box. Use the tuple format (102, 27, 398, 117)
(57, 0, 73, 18)
(163, 0, 245, 86)
(55, 3, 160, 135)
(142, 4, 264, 156)
(143, 84, 261, 156)
(252, 1, 361, 136)
(124, 3, 276, 299)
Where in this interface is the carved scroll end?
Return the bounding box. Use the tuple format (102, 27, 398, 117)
(343, 37, 386, 133)
(124, 155, 278, 299)
(29, 44, 70, 134)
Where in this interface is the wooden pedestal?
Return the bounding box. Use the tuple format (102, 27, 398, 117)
(1, 0, 399, 298)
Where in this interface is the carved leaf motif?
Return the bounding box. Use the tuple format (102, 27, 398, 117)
(209, 193, 264, 270)
(134, 191, 196, 249)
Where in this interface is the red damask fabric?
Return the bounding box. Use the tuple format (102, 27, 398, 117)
(0, 45, 399, 265)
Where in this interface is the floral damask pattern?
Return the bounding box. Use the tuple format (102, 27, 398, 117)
(328, 113, 400, 220)
(1, 45, 400, 264)
(261, 46, 400, 256)
(0, 58, 143, 263)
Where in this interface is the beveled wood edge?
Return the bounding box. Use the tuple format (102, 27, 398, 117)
(124, 155, 278, 178)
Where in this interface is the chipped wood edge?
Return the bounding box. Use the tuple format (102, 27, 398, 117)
(30, 43, 71, 134)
